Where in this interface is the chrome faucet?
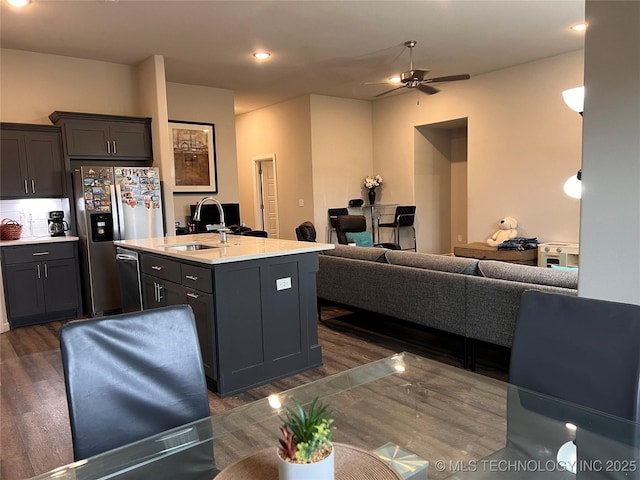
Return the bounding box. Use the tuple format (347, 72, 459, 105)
(193, 196, 228, 243)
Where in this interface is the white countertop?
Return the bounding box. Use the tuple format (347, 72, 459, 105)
(0, 235, 80, 247)
(114, 233, 334, 264)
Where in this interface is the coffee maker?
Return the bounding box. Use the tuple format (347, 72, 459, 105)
(48, 211, 69, 237)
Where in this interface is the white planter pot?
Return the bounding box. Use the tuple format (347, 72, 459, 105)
(277, 446, 335, 480)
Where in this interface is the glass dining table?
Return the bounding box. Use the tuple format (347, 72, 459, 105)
(29, 352, 638, 480)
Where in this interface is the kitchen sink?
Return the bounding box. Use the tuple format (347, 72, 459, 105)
(161, 242, 220, 251)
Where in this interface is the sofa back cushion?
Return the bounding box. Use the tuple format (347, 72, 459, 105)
(477, 260, 578, 289)
(321, 244, 388, 262)
(385, 250, 479, 275)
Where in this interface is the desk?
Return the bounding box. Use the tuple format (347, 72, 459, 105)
(29, 353, 638, 480)
(359, 203, 398, 243)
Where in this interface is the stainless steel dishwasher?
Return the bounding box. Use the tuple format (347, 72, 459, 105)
(115, 247, 143, 313)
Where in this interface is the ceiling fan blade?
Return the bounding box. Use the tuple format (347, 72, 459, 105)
(417, 84, 440, 95)
(424, 74, 471, 83)
(374, 86, 405, 98)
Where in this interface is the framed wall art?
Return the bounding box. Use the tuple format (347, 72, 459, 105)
(169, 120, 218, 192)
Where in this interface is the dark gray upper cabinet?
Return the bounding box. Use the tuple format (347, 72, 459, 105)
(0, 123, 66, 198)
(49, 111, 152, 161)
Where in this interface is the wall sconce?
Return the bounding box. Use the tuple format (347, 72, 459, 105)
(556, 422, 578, 474)
(562, 86, 584, 115)
(563, 169, 582, 199)
(562, 86, 584, 198)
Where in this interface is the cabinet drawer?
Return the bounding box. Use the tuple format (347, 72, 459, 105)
(2, 242, 75, 265)
(141, 254, 181, 283)
(181, 264, 213, 293)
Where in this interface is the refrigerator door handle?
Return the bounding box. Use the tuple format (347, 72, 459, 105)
(112, 182, 125, 240)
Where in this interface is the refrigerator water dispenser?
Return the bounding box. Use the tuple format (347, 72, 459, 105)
(90, 213, 114, 242)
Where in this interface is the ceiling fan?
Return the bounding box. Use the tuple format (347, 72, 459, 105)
(373, 40, 471, 97)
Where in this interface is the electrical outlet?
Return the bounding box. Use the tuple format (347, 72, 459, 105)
(298, 199, 304, 207)
(458, 235, 463, 242)
(276, 277, 292, 291)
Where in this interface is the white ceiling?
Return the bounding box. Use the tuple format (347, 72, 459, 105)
(0, 0, 585, 115)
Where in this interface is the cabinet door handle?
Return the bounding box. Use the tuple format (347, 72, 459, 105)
(44, 263, 48, 278)
(185, 275, 198, 281)
(151, 265, 163, 271)
(186, 292, 199, 299)
(31, 179, 36, 194)
(112, 141, 117, 154)
(24, 179, 29, 194)
(157, 284, 164, 301)
(32, 251, 49, 256)
(107, 141, 111, 154)
(36, 264, 41, 279)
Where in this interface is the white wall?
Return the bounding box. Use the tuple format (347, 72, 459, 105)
(136, 55, 173, 233)
(166, 82, 239, 228)
(310, 95, 373, 242)
(414, 127, 452, 253)
(450, 128, 469, 248)
(579, 0, 640, 304)
(236, 96, 313, 239)
(373, 50, 584, 244)
(0, 49, 140, 123)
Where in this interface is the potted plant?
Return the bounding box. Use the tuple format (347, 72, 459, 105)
(277, 397, 334, 480)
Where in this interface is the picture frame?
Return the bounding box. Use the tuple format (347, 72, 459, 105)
(169, 120, 218, 193)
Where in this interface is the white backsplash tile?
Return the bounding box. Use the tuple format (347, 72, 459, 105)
(0, 198, 71, 239)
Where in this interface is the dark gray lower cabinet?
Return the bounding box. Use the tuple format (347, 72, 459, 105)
(1, 242, 82, 327)
(138, 251, 322, 397)
(184, 288, 215, 380)
(141, 273, 184, 309)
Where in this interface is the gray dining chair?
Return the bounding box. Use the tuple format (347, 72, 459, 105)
(59, 304, 217, 479)
(450, 290, 640, 479)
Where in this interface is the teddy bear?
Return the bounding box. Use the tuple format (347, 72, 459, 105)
(487, 216, 518, 247)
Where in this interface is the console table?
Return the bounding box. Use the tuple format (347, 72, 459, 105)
(453, 242, 538, 266)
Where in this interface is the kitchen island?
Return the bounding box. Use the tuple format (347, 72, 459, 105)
(114, 233, 334, 397)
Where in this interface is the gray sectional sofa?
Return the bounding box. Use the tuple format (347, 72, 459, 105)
(317, 245, 578, 367)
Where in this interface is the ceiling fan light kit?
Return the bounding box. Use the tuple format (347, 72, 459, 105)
(374, 40, 471, 98)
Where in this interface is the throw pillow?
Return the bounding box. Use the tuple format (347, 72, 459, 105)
(345, 231, 374, 247)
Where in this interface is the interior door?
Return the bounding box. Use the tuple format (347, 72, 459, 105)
(257, 159, 279, 238)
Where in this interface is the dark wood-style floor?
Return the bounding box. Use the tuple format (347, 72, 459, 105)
(0, 303, 509, 479)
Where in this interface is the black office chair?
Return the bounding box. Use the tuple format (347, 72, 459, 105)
(327, 207, 349, 243)
(295, 221, 317, 242)
(377, 205, 416, 251)
(240, 229, 268, 237)
(59, 305, 216, 478)
(335, 214, 400, 249)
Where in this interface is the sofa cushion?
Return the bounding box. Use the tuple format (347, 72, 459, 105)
(477, 260, 578, 289)
(345, 231, 373, 247)
(321, 244, 388, 263)
(385, 250, 480, 275)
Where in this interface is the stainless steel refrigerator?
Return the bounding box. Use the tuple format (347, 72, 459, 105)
(73, 166, 165, 316)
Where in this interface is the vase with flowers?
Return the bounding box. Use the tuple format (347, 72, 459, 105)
(364, 175, 383, 205)
(277, 397, 334, 480)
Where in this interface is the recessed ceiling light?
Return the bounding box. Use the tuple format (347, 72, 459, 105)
(253, 51, 271, 60)
(388, 76, 401, 84)
(7, 0, 31, 6)
(570, 23, 588, 32)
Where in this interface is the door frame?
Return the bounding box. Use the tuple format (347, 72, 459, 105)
(252, 154, 279, 237)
